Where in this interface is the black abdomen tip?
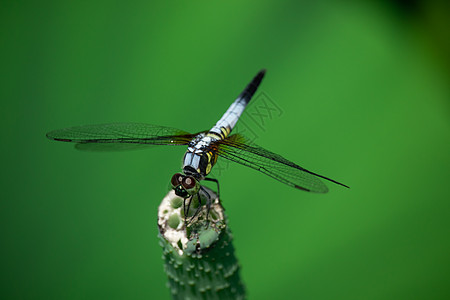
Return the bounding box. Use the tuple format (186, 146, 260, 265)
(239, 69, 267, 103)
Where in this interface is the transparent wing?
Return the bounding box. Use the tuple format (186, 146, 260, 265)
(74, 143, 155, 151)
(216, 134, 349, 193)
(46, 123, 198, 151)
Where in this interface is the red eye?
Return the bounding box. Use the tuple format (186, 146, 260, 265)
(182, 176, 196, 189)
(171, 173, 183, 187)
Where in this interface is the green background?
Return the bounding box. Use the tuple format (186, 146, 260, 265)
(1, 1, 449, 299)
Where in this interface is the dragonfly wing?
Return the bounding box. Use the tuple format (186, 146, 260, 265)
(46, 123, 198, 151)
(216, 134, 349, 193)
(74, 143, 154, 152)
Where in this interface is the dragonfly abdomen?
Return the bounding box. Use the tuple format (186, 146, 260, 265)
(208, 70, 266, 140)
(208, 101, 245, 140)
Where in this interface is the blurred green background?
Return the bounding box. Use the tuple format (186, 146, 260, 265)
(1, 1, 449, 299)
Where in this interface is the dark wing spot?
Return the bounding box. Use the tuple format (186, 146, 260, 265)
(294, 185, 311, 192)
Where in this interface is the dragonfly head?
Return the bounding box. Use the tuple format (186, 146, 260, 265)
(171, 173, 200, 198)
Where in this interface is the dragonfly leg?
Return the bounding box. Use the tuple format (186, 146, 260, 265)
(183, 197, 187, 222)
(186, 193, 204, 226)
(204, 177, 220, 198)
(200, 186, 212, 223)
(183, 195, 193, 223)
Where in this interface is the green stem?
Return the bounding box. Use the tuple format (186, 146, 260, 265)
(158, 188, 246, 300)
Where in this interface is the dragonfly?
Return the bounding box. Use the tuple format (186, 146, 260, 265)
(47, 70, 349, 221)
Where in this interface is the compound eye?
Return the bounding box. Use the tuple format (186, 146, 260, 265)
(182, 176, 196, 190)
(171, 173, 183, 187)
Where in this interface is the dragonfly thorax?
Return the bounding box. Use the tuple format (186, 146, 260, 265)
(183, 134, 219, 179)
(187, 133, 218, 150)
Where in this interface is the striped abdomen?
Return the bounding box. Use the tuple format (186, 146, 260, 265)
(208, 69, 266, 140)
(182, 70, 266, 179)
